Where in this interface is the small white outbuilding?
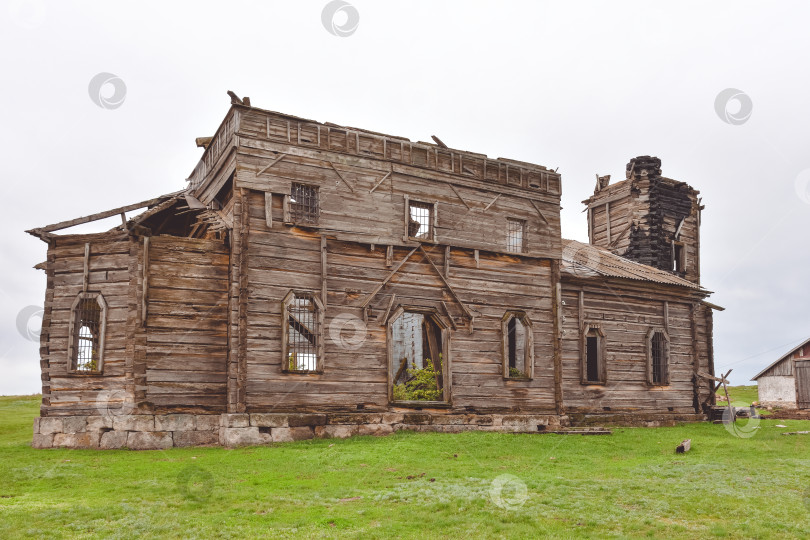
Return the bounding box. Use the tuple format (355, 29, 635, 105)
(751, 338, 810, 409)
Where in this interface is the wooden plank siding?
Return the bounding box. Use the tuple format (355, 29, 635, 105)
(34, 106, 719, 424)
(240, 190, 557, 413)
(42, 233, 134, 416)
(559, 277, 713, 414)
(144, 236, 229, 413)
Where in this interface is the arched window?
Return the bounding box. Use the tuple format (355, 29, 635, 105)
(646, 328, 670, 385)
(388, 307, 450, 403)
(502, 312, 533, 379)
(68, 293, 107, 373)
(282, 291, 324, 373)
(581, 323, 606, 385)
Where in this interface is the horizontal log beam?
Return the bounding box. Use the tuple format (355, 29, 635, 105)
(28, 194, 178, 235)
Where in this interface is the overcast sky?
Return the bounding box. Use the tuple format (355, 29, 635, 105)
(1, 0, 809, 394)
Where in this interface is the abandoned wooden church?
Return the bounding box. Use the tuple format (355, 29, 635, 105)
(27, 94, 721, 449)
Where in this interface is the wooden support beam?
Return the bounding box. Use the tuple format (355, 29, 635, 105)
(551, 260, 564, 415)
(264, 192, 273, 228)
(444, 246, 451, 278)
(256, 153, 287, 176)
(369, 170, 392, 193)
(329, 162, 356, 192)
(440, 301, 457, 330)
(664, 301, 669, 332)
(282, 195, 291, 224)
(530, 199, 550, 225)
(359, 246, 420, 308)
(608, 222, 632, 249)
(141, 237, 149, 327)
(28, 194, 172, 234)
(385, 245, 393, 268)
(82, 243, 90, 292)
(120, 212, 127, 228)
(605, 202, 611, 244)
(418, 245, 473, 321)
(378, 294, 397, 326)
(321, 235, 328, 309)
(482, 193, 501, 213)
(450, 185, 472, 210)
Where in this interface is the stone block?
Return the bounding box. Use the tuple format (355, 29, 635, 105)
(155, 414, 196, 432)
(86, 416, 114, 431)
(501, 415, 549, 432)
(315, 424, 357, 439)
(220, 413, 250, 428)
(382, 413, 405, 425)
(33, 417, 40, 434)
(99, 431, 128, 449)
(327, 413, 382, 425)
(219, 427, 268, 447)
(63, 416, 87, 434)
(39, 417, 64, 435)
(173, 430, 219, 447)
(402, 413, 432, 425)
(195, 415, 221, 431)
(355, 424, 394, 437)
(271, 426, 314, 443)
(53, 432, 99, 449)
(32, 433, 53, 448)
(287, 414, 326, 427)
(112, 415, 155, 432)
(127, 431, 173, 450)
(249, 413, 289, 428)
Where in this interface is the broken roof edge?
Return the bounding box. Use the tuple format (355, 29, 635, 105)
(25, 190, 185, 241)
(750, 336, 810, 380)
(227, 102, 557, 174)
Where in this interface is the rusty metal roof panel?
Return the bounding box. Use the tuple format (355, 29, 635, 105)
(561, 239, 703, 289)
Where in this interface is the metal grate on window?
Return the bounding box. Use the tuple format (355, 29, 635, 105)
(74, 298, 101, 371)
(507, 218, 525, 253)
(408, 201, 432, 239)
(290, 183, 319, 224)
(651, 332, 666, 384)
(287, 293, 319, 371)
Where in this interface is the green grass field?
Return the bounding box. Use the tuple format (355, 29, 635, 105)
(1, 394, 809, 539)
(716, 385, 760, 408)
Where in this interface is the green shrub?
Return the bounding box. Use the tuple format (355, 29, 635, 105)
(393, 356, 442, 401)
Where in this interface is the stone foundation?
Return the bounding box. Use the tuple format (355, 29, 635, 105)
(31, 412, 568, 449)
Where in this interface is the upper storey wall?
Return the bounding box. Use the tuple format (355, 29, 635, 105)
(189, 106, 562, 259)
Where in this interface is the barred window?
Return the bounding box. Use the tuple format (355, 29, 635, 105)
(408, 201, 433, 240)
(507, 218, 526, 253)
(282, 291, 323, 373)
(647, 328, 670, 385)
(290, 183, 319, 225)
(69, 293, 107, 373)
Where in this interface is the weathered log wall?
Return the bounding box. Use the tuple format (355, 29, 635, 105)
(560, 278, 713, 414)
(239, 189, 557, 413)
(143, 236, 230, 413)
(41, 233, 134, 416)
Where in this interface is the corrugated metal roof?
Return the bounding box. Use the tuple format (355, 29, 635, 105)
(561, 239, 703, 289)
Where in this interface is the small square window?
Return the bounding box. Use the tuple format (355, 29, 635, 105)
(408, 201, 433, 240)
(507, 218, 526, 253)
(290, 183, 319, 225)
